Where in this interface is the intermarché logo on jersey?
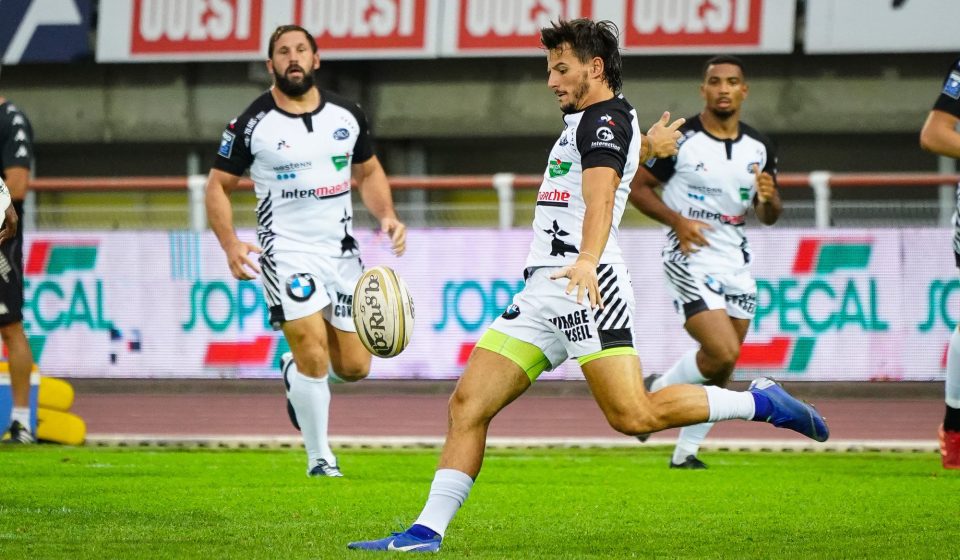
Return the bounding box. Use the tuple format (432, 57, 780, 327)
(281, 180, 351, 200)
(548, 158, 571, 178)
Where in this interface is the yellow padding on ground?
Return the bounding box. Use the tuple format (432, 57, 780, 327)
(39, 377, 74, 412)
(37, 408, 86, 446)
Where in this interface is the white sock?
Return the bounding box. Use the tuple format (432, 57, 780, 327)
(651, 349, 709, 391)
(413, 469, 474, 537)
(673, 422, 715, 463)
(10, 407, 30, 428)
(947, 328, 960, 409)
(703, 385, 755, 422)
(286, 367, 335, 467)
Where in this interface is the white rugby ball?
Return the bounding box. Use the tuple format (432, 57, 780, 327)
(352, 265, 415, 358)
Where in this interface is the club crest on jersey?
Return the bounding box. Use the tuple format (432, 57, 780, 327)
(596, 127, 614, 141)
(286, 273, 316, 302)
(333, 128, 350, 140)
(544, 220, 578, 257)
(944, 72, 960, 99)
(218, 131, 235, 158)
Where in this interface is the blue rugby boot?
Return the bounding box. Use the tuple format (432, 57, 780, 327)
(348, 525, 442, 553)
(749, 377, 830, 442)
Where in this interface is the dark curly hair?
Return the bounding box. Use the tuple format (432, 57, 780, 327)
(540, 19, 622, 94)
(268, 25, 317, 58)
(702, 55, 745, 78)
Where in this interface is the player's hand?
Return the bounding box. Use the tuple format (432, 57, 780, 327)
(381, 217, 406, 256)
(225, 239, 262, 280)
(674, 217, 711, 256)
(0, 206, 17, 245)
(754, 164, 776, 204)
(645, 111, 686, 159)
(550, 257, 602, 309)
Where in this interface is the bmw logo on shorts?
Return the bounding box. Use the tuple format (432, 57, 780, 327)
(501, 304, 521, 320)
(286, 273, 316, 302)
(704, 275, 724, 295)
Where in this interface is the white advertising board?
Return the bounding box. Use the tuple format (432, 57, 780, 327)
(13, 228, 952, 382)
(805, 0, 960, 53)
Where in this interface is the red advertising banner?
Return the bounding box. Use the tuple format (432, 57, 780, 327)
(623, 0, 761, 48)
(97, 0, 439, 61)
(453, 0, 594, 51)
(130, 0, 263, 54)
(439, 0, 794, 57)
(294, 0, 431, 51)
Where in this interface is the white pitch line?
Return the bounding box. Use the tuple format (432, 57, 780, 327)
(84, 434, 939, 453)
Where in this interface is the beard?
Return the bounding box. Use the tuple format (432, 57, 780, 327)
(274, 65, 316, 97)
(709, 106, 736, 120)
(560, 72, 591, 114)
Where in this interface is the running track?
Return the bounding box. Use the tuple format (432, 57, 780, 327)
(71, 380, 942, 444)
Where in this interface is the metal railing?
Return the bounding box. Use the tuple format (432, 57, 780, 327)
(24, 171, 960, 232)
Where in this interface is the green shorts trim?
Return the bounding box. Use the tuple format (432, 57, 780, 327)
(475, 328, 551, 383)
(576, 346, 637, 367)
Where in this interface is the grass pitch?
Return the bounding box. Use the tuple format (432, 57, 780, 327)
(0, 446, 954, 559)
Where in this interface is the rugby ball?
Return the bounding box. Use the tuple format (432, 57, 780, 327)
(352, 265, 415, 358)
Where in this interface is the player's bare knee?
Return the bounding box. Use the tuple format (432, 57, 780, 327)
(606, 407, 660, 436)
(334, 362, 370, 382)
(293, 350, 330, 377)
(447, 389, 491, 429)
(701, 345, 739, 379)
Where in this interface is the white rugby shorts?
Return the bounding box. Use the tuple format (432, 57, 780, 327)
(260, 251, 362, 331)
(663, 259, 757, 321)
(487, 263, 636, 370)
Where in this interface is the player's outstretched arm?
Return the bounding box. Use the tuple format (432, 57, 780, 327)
(640, 111, 685, 163)
(629, 167, 710, 255)
(353, 155, 406, 256)
(205, 168, 261, 280)
(551, 166, 618, 309)
(921, 110, 960, 159)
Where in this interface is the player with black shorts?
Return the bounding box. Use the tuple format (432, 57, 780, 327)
(628, 55, 783, 469)
(206, 25, 406, 477)
(920, 55, 960, 469)
(348, 21, 826, 554)
(0, 97, 36, 443)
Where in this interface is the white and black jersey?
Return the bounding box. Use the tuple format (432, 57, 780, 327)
(526, 95, 641, 269)
(0, 100, 33, 326)
(647, 114, 777, 273)
(932, 56, 960, 266)
(213, 89, 375, 256)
